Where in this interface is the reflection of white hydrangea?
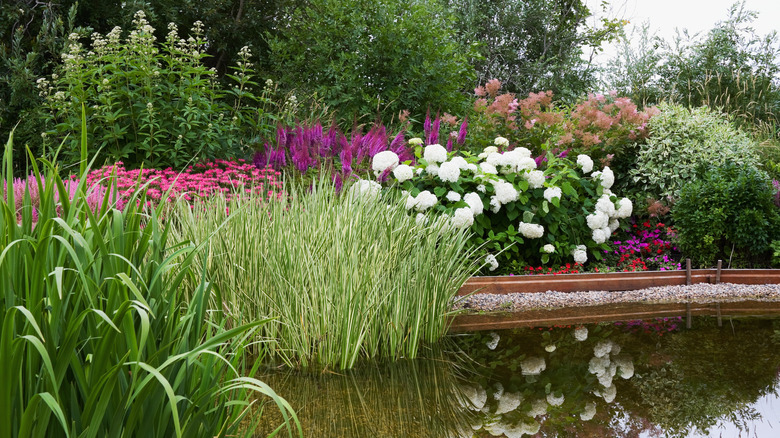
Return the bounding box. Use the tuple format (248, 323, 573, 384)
(577, 154, 594, 173)
(543, 186, 562, 202)
(528, 398, 548, 417)
(614, 355, 634, 379)
(520, 356, 546, 375)
(464, 192, 484, 215)
(446, 191, 462, 202)
(611, 343, 621, 356)
(485, 331, 501, 350)
(371, 150, 399, 176)
(543, 244, 555, 254)
(545, 344, 556, 352)
(594, 340, 613, 358)
(458, 384, 488, 410)
(522, 420, 541, 436)
(439, 160, 461, 182)
(595, 194, 616, 216)
(589, 355, 611, 376)
(602, 384, 617, 403)
(493, 382, 504, 400)
(598, 369, 614, 388)
(494, 180, 519, 204)
(587, 211, 609, 230)
(525, 170, 545, 188)
(349, 179, 381, 200)
(495, 391, 523, 414)
(580, 402, 597, 421)
(423, 143, 447, 163)
(518, 222, 544, 239)
(494, 136, 510, 147)
(615, 197, 633, 218)
(546, 392, 565, 406)
(574, 326, 588, 341)
(485, 254, 499, 272)
(393, 164, 414, 182)
(451, 208, 475, 229)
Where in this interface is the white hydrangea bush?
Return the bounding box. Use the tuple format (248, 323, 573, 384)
(370, 137, 633, 273)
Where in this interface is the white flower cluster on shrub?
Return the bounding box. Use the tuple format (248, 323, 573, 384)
(370, 137, 632, 266)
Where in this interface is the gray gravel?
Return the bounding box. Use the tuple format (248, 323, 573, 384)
(451, 282, 780, 313)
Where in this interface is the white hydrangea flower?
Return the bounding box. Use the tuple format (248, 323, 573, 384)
(495, 391, 523, 415)
(466, 163, 479, 172)
(480, 162, 498, 174)
(415, 213, 428, 226)
(416, 167, 424, 175)
(516, 157, 537, 172)
(493, 180, 519, 204)
(545, 344, 556, 352)
(486, 152, 503, 167)
(423, 143, 448, 163)
(451, 207, 474, 229)
(414, 190, 438, 211)
(573, 248, 588, 264)
(349, 179, 381, 200)
(485, 254, 499, 271)
(528, 399, 548, 417)
(371, 150, 399, 176)
(464, 192, 484, 215)
(518, 222, 544, 239)
(609, 218, 620, 233)
(408, 137, 423, 145)
(580, 402, 597, 421)
(577, 154, 594, 173)
(574, 326, 588, 341)
(438, 160, 461, 183)
(546, 392, 565, 406)
(450, 156, 469, 169)
(543, 244, 555, 254)
(499, 148, 532, 173)
(405, 193, 418, 210)
(525, 170, 545, 188)
(494, 136, 510, 147)
(592, 227, 609, 244)
(393, 164, 414, 182)
(426, 164, 440, 176)
(446, 191, 462, 202)
(520, 356, 546, 375)
(586, 211, 609, 230)
(544, 186, 562, 202)
(478, 145, 499, 159)
(489, 196, 501, 213)
(476, 184, 486, 193)
(593, 166, 615, 189)
(615, 197, 633, 218)
(595, 194, 616, 216)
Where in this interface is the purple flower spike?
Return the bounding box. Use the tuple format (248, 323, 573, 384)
(457, 117, 468, 145)
(446, 137, 453, 151)
(423, 110, 432, 142)
(428, 115, 440, 145)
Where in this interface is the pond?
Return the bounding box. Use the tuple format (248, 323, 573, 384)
(254, 316, 780, 437)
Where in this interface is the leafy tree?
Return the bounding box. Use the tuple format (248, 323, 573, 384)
(441, 0, 625, 102)
(267, 0, 476, 124)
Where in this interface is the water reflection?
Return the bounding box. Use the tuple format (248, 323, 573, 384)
(253, 317, 780, 437)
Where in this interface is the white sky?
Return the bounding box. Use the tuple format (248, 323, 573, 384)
(586, 0, 780, 65)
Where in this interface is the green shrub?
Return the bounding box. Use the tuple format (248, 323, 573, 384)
(672, 162, 780, 267)
(629, 103, 760, 200)
(0, 133, 300, 437)
(171, 177, 479, 370)
(38, 11, 288, 170)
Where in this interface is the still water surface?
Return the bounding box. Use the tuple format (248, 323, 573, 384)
(256, 316, 780, 437)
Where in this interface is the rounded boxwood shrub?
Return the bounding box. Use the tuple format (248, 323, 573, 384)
(672, 162, 780, 267)
(629, 103, 760, 200)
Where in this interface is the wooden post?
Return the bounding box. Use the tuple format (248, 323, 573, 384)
(686, 259, 692, 285)
(716, 260, 722, 284)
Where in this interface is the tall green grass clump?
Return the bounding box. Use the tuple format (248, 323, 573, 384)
(0, 132, 300, 437)
(172, 178, 479, 370)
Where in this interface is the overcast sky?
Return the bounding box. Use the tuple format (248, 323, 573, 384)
(586, 0, 780, 64)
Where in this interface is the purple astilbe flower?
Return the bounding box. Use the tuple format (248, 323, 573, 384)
(253, 145, 269, 168)
(534, 154, 547, 167)
(365, 124, 388, 158)
(457, 117, 468, 145)
(268, 145, 287, 169)
(351, 128, 367, 164)
(388, 129, 406, 153)
(428, 114, 440, 145)
(340, 146, 354, 176)
(423, 110, 432, 143)
(320, 125, 339, 158)
(276, 124, 288, 150)
(446, 136, 453, 151)
(557, 148, 570, 158)
(332, 173, 344, 192)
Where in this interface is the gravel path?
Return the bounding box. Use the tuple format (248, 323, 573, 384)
(450, 283, 780, 313)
